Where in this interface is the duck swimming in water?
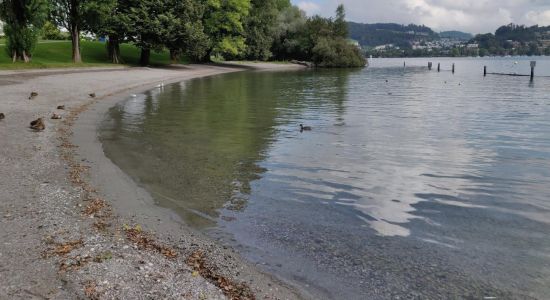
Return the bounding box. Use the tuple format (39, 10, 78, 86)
(300, 124, 312, 132)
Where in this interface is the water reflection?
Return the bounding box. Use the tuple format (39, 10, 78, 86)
(101, 70, 355, 227)
(101, 59, 550, 299)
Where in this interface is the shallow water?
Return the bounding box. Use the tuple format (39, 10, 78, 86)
(101, 58, 550, 299)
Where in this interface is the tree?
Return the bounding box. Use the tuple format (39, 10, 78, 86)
(312, 36, 366, 67)
(271, 5, 307, 60)
(202, 0, 251, 61)
(333, 4, 347, 38)
(50, 0, 83, 63)
(50, 0, 113, 63)
(42, 20, 66, 40)
(0, 0, 48, 62)
(123, 0, 171, 65)
(244, 0, 279, 60)
(164, 0, 210, 63)
(84, 0, 129, 64)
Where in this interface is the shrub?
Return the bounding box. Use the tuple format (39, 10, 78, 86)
(41, 21, 66, 40)
(312, 37, 366, 68)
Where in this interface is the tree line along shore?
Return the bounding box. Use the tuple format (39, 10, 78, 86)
(0, 0, 366, 68)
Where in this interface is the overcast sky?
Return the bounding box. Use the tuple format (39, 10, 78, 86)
(291, 0, 550, 34)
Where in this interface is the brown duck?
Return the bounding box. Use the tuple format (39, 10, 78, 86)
(57, 105, 65, 110)
(30, 118, 45, 131)
(0, 113, 4, 120)
(51, 113, 62, 120)
(28, 92, 38, 100)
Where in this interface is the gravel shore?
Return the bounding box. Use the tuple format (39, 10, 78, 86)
(0, 63, 306, 299)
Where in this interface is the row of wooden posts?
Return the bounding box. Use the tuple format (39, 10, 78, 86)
(427, 62, 455, 73)
(421, 61, 537, 80)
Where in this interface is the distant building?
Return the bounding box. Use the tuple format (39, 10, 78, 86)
(466, 43, 479, 49)
(374, 44, 394, 51)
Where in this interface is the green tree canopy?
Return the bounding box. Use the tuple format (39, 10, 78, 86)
(202, 0, 250, 61)
(0, 0, 48, 62)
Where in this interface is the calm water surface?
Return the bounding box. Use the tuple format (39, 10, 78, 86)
(101, 58, 550, 299)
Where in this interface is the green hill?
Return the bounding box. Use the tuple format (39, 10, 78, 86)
(470, 24, 550, 56)
(0, 40, 176, 69)
(439, 31, 472, 40)
(348, 22, 439, 48)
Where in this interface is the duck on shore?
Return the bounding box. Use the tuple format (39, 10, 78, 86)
(89, 93, 96, 98)
(300, 124, 312, 132)
(57, 105, 65, 110)
(30, 118, 45, 131)
(0, 113, 4, 120)
(28, 92, 38, 100)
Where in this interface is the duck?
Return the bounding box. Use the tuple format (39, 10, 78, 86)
(89, 93, 96, 98)
(30, 118, 45, 131)
(51, 113, 62, 120)
(300, 124, 312, 131)
(29, 92, 38, 100)
(0, 113, 4, 120)
(57, 105, 65, 110)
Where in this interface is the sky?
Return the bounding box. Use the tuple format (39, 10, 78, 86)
(291, 0, 550, 34)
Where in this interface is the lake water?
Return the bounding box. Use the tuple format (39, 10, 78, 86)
(100, 58, 550, 299)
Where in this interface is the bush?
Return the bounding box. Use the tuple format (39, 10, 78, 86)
(41, 21, 66, 40)
(312, 37, 366, 68)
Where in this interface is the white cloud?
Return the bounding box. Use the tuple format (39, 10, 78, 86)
(296, 1, 321, 15)
(526, 10, 550, 26)
(292, 0, 550, 34)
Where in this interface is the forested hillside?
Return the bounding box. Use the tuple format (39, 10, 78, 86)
(471, 24, 550, 56)
(348, 22, 438, 48)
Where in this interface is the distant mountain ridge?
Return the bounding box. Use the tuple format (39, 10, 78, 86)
(347, 22, 472, 48)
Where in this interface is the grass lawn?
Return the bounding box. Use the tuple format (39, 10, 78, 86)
(0, 40, 180, 69)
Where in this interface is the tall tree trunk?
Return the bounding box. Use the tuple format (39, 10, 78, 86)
(107, 35, 122, 64)
(23, 51, 30, 63)
(140, 48, 151, 66)
(70, 23, 82, 63)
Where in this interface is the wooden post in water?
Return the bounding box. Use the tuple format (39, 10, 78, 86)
(437, 63, 440, 72)
(484, 66, 487, 77)
(404, 61, 406, 68)
(531, 61, 536, 81)
(428, 62, 432, 70)
(452, 63, 455, 74)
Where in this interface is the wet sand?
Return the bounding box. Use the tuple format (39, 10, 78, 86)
(0, 63, 307, 299)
